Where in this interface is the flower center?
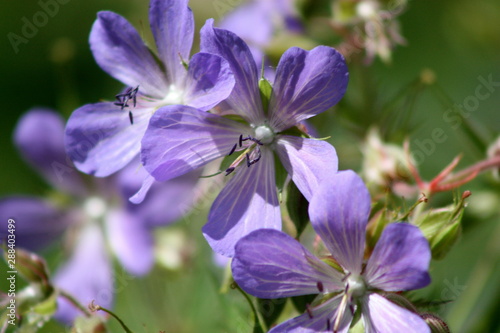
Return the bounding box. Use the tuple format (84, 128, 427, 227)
(161, 84, 183, 105)
(347, 274, 367, 298)
(254, 125, 275, 145)
(356, 1, 379, 19)
(83, 196, 107, 220)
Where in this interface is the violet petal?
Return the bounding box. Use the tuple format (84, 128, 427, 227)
(149, 0, 194, 85)
(14, 109, 85, 195)
(65, 102, 150, 177)
(364, 223, 431, 291)
(308, 170, 371, 275)
(269, 46, 348, 131)
(275, 135, 338, 201)
(362, 293, 430, 333)
(200, 19, 264, 124)
(90, 11, 168, 98)
(141, 105, 248, 182)
(54, 225, 113, 324)
(232, 229, 343, 298)
(203, 148, 280, 257)
(269, 295, 351, 333)
(183, 52, 235, 111)
(0, 197, 70, 251)
(105, 209, 154, 276)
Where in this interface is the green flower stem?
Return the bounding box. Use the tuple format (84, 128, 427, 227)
(92, 304, 135, 333)
(233, 282, 267, 333)
(59, 289, 92, 317)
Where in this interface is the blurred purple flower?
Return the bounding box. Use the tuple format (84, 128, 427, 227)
(0, 109, 197, 324)
(64, 0, 234, 202)
(232, 170, 431, 332)
(141, 21, 348, 256)
(219, 0, 302, 71)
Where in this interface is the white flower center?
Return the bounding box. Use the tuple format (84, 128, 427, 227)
(254, 125, 275, 144)
(357, 1, 378, 19)
(83, 196, 107, 220)
(347, 274, 367, 298)
(161, 84, 184, 105)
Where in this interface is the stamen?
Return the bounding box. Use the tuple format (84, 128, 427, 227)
(305, 304, 314, 319)
(114, 85, 139, 110)
(228, 143, 237, 156)
(333, 293, 349, 333)
(238, 134, 243, 147)
(225, 167, 235, 176)
(246, 153, 251, 167)
(326, 319, 331, 331)
(128, 111, 134, 125)
(317, 281, 324, 293)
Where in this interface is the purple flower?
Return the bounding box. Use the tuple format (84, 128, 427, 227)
(65, 0, 234, 187)
(219, 0, 303, 69)
(141, 21, 348, 256)
(232, 171, 431, 332)
(0, 109, 197, 324)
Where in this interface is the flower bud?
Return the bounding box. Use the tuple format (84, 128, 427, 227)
(421, 313, 451, 333)
(413, 201, 465, 260)
(381, 292, 418, 313)
(361, 128, 412, 194)
(3, 247, 51, 293)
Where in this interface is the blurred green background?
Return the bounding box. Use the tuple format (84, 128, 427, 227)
(1, 0, 500, 332)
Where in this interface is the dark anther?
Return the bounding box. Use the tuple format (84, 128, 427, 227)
(305, 304, 313, 319)
(225, 167, 235, 176)
(238, 134, 243, 147)
(228, 143, 237, 156)
(128, 111, 134, 125)
(317, 281, 324, 293)
(349, 304, 355, 316)
(241, 135, 263, 146)
(246, 153, 251, 167)
(326, 319, 331, 331)
(245, 147, 262, 167)
(114, 85, 139, 110)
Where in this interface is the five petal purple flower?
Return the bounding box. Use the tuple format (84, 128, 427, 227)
(64, 0, 234, 202)
(141, 20, 348, 256)
(232, 170, 431, 332)
(0, 109, 197, 324)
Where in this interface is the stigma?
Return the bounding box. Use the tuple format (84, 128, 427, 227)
(254, 125, 275, 144)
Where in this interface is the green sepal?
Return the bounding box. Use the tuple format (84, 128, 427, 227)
(320, 257, 344, 274)
(365, 208, 392, 253)
(259, 77, 273, 116)
(285, 180, 310, 238)
(290, 294, 317, 314)
(257, 298, 287, 329)
(274, 153, 288, 195)
(413, 204, 464, 260)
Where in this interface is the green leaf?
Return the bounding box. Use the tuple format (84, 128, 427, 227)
(257, 298, 287, 329)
